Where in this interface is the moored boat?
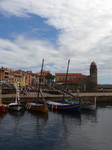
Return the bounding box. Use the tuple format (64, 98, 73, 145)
(65, 97, 96, 110)
(47, 101, 81, 112)
(8, 82, 25, 111)
(81, 97, 96, 110)
(26, 102, 47, 113)
(47, 59, 81, 112)
(26, 59, 47, 113)
(0, 104, 7, 112)
(8, 103, 25, 111)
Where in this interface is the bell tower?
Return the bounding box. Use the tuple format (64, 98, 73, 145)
(89, 61, 97, 91)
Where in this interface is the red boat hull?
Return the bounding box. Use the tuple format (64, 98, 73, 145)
(0, 105, 7, 112)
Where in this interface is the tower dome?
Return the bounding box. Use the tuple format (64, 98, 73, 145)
(91, 61, 96, 66)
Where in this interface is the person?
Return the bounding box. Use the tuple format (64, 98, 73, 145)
(26, 89, 28, 95)
(77, 89, 79, 95)
(28, 87, 31, 94)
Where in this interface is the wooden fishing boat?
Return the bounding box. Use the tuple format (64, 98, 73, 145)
(26, 87, 47, 113)
(65, 97, 96, 110)
(47, 60, 81, 112)
(8, 82, 25, 111)
(26, 102, 47, 113)
(26, 59, 47, 113)
(81, 97, 96, 110)
(47, 101, 81, 112)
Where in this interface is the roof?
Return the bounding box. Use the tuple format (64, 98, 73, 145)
(55, 73, 87, 78)
(55, 73, 82, 76)
(31, 73, 39, 76)
(0, 68, 9, 71)
(91, 61, 96, 66)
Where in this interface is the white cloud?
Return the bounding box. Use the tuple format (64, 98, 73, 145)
(0, 36, 64, 73)
(0, 0, 112, 83)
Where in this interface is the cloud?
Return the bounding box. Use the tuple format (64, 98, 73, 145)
(0, 36, 59, 71)
(0, 0, 112, 83)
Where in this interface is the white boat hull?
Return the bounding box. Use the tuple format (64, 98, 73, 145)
(81, 97, 96, 110)
(8, 82, 25, 111)
(81, 103, 96, 110)
(8, 103, 25, 111)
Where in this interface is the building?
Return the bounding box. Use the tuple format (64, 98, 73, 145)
(0, 67, 9, 82)
(55, 61, 97, 91)
(0, 67, 50, 87)
(86, 61, 97, 91)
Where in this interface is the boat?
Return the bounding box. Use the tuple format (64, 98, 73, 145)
(0, 81, 8, 112)
(26, 88, 47, 113)
(8, 82, 25, 111)
(47, 100, 81, 112)
(26, 86, 47, 113)
(26, 59, 47, 113)
(81, 97, 96, 110)
(0, 104, 7, 112)
(65, 97, 96, 110)
(26, 102, 47, 113)
(47, 60, 81, 112)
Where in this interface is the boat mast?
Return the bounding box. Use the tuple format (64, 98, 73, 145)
(65, 59, 70, 90)
(17, 82, 20, 104)
(14, 83, 18, 103)
(37, 59, 44, 103)
(62, 59, 70, 103)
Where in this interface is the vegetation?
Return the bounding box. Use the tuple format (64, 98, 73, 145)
(45, 73, 55, 84)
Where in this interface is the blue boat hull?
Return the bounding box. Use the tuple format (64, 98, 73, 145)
(47, 101, 81, 112)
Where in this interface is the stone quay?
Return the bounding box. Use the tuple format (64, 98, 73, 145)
(1, 92, 112, 104)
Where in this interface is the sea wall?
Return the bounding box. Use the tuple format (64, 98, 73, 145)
(2, 95, 112, 104)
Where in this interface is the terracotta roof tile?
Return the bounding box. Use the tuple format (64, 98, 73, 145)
(55, 73, 87, 78)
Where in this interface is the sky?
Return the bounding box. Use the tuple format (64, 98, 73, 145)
(0, 0, 112, 84)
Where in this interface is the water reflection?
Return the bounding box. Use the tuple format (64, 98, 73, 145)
(8, 109, 25, 116)
(27, 110, 48, 120)
(81, 109, 97, 117)
(0, 103, 112, 150)
(26, 110, 49, 139)
(0, 112, 7, 125)
(0, 112, 7, 118)
(50, 110, 81, 123)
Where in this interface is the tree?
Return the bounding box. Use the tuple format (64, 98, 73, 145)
(45, 73, 55, 84)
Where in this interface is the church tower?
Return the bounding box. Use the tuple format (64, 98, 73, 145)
(89, 61, 97, 91)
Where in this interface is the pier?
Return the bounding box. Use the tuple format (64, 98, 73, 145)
(1, 92, 112, 104)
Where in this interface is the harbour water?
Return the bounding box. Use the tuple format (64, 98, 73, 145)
(0, 102, 112, 150)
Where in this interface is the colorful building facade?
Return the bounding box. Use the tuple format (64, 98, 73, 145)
(0, 67, 50, 87)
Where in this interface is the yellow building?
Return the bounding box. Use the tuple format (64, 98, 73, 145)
(9, 70, 25, 87)
(9, 70, 15, 84)
(0, 67, 50, 87)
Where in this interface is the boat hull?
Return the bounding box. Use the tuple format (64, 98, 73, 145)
(47, 101, 80, 112)
(26, 102, 47, 113)
(0, 105, 7, 112)
(81, 103, 96, 110)
(65, 98, 96, 110)
(8, 103, 25, 111)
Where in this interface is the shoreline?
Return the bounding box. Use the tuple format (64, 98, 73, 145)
(1, 92, 112, 104)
